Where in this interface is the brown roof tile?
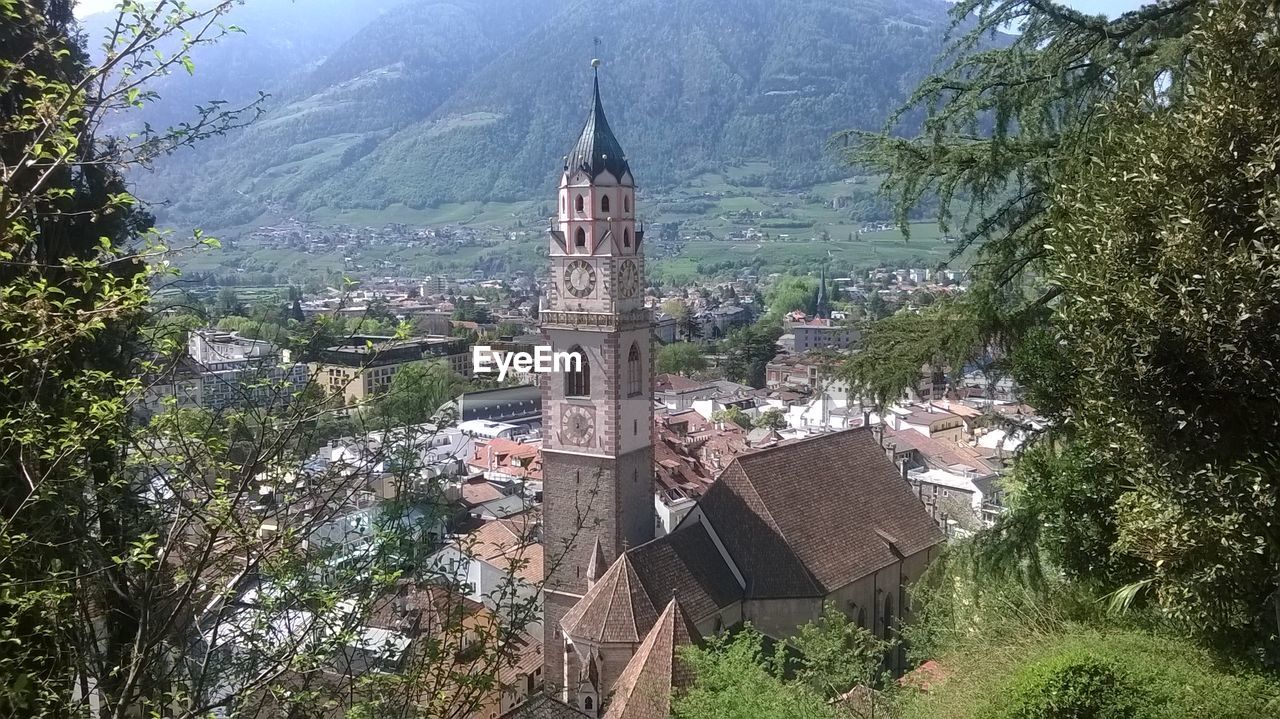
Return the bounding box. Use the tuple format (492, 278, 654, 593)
(560, 554, 659, 644)
(603, 599, 701, 719)
(700, 428, 944, 598)
(626, 522, 743, 623)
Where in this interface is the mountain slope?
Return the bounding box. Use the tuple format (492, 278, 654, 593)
(142, 0, 950, 230)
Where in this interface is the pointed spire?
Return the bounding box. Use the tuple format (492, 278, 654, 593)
(602, 598, 702, 719)
(565, 59, 631, 181)
(815, 264, 830, 319)
(587, 536, 607, 587)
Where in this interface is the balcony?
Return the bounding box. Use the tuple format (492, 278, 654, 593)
(539, 307, 651, 332)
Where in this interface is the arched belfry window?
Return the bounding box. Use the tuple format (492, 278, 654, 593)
(627, 343, 642, 397)
(575, 227, 586, 249)
(601, 195, 610, 214)
(575, 194, 585, 214)
(565, 346, 590, 397)
(624, 195, 631, 213)
(623, 228, 631, 248)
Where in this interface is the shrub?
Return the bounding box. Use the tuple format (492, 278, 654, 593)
(981, 650, 1147, 719)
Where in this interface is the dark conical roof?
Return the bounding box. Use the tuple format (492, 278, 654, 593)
(815, 264, 829, 319)
(565, 69, 630, 182)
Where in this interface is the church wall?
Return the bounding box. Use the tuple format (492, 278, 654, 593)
(742, 596, 824, 640)
(694, 600, 743, 637)
(545, 594, 576, 698)
(598, 643, 639, 706)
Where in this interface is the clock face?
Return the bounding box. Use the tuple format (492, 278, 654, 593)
(618, 259, 641, 299)
(564, 260, 597, 298)
(560, 406, 595, 447)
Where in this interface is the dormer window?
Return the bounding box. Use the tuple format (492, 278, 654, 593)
(601, 195, 610, 213)
(575, 194, 585, 214)
(575, 227, 586, 249)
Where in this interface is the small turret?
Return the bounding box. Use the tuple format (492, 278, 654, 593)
(586, 536, 607, 589)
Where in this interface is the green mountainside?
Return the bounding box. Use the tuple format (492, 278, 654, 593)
(136, 0, 950, 233)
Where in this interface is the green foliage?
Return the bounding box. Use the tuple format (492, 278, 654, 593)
(791, 603, 893, 702)
(674, 627, 840, 719)
(842, 300, 978, 408)
(848, 0, 1280, 657)
(656, 341, 707, 376)
(900, 625, 1280, 719)
(982, 651, 1146, 719)
(375, 361, 468, 428)
(722, 323, 782, 388)
(897, 550, 1280, 719)
(763, 275, 818, 323)
(753, 408, 786, 431)
(711, 406, 752, 430)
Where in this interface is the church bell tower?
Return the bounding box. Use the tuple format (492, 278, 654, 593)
(540, 61, 655, 699)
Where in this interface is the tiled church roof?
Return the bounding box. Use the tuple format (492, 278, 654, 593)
(561, 554, 658, 644)
(602, 599, 701, 719)
(698, 428, 944, 598)
(627, 522, 742, 622)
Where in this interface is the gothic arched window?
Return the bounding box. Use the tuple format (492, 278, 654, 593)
(584, 697, 593, 711)
(627, 343, 642, 397)
(624, 194, 631, 213)
(623, 228, 631, 248)
(857, 607, 867, 630)
(575, 194, 585, 213)
(575, 227, 586, 249)
(565, 346, 590, 397)
(601, 195, 610, 214)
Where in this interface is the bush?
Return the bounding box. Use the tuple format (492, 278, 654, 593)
(981, 650, 1146, 719)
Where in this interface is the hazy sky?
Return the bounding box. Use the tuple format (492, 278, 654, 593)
(73, 0, 1148, 20)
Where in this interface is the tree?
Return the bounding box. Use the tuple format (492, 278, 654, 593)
(217, 286, 245, 316)
(673, 628, 839, 719)
(723, 323, 782, 388)
(753, 408, 786, 431)
(844, 0, 1280, 655)
(790, 603, 893, 705)
(656, 342, 708, 376)
(377, 361, 469, 428)
(494, 321, 522, 338)
(712, 406, 752, 430)
(0, 3, 547, 716)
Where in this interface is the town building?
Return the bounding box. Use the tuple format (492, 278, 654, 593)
(312, 335, 470, 406)
(140, 330, 308, 416)
(791, 318, 860, 352)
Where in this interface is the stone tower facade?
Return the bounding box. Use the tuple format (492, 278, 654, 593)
(540, 66, 656, 702)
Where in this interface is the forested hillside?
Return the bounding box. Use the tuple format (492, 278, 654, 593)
(132, 0, 950, 231)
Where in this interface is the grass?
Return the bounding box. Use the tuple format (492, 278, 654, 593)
(898, 626, 1280, 719)
(174, 158, 969, 282)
